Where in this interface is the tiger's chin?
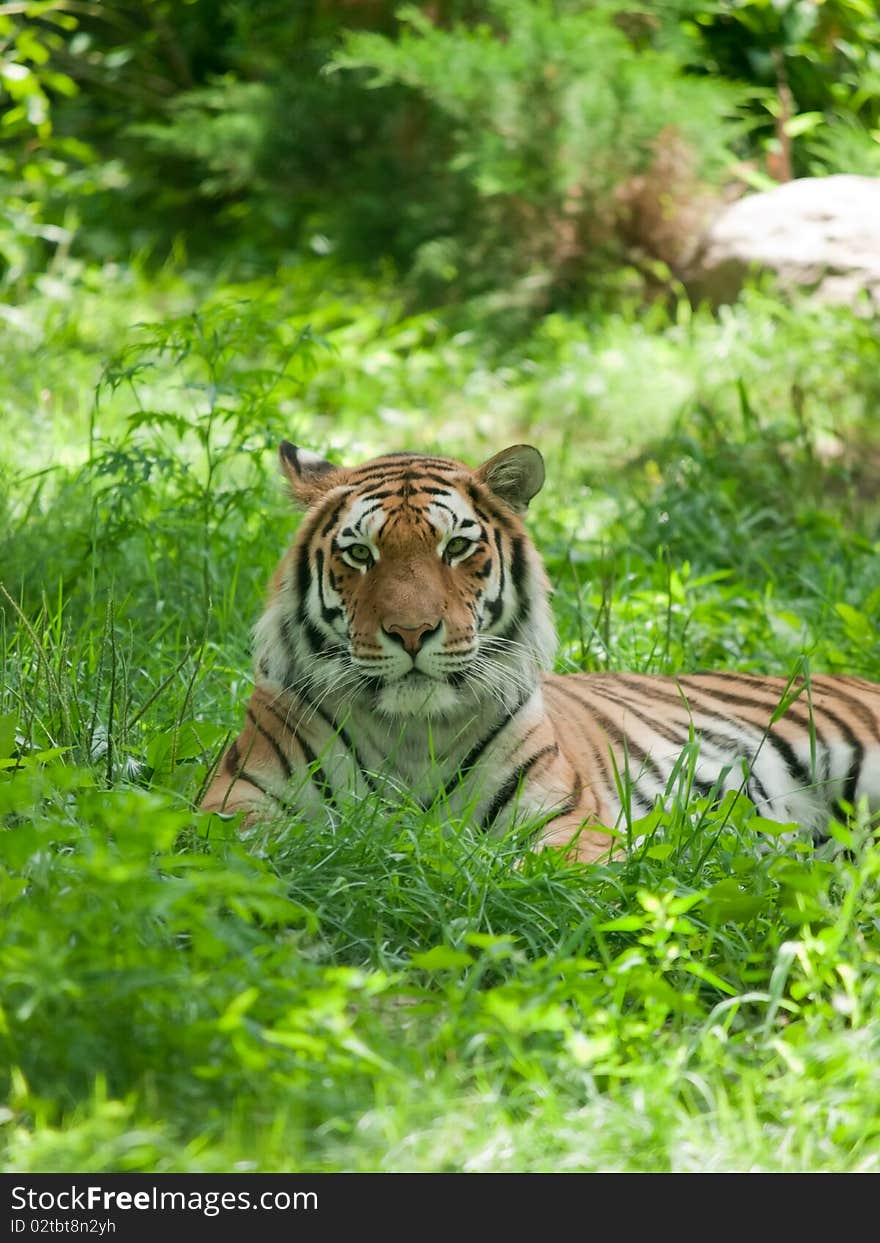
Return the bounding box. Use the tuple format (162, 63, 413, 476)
(375, 672, 464, 719)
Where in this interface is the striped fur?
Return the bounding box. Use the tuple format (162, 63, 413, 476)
(201, 444, 880, 860)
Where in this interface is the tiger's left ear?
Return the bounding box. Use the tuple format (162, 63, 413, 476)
(475, 445, 545, 515)
(279, 441, 340, 507)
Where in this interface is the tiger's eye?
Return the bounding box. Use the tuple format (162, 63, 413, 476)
(445, 536, 472, 559)
(345, 544, 373, 566)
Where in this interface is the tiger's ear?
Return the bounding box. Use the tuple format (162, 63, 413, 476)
(279, 441, 339, 507)
(475, 445, 545, 515)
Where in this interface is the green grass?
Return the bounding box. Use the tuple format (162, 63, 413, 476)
(2, 261, 880, 1172)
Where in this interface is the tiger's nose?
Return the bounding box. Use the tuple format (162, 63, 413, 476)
(383, 621, 441, 655)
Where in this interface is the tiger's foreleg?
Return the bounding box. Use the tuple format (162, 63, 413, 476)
(200, 768, 271, 824)
(534, 812, 619, 863)
(200, 686, 304, 825)
(515, 743, 619, 863)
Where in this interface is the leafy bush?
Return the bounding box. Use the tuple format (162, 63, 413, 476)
(334, 1, 742, 306)
(6, 0, 880, 307)
(0, 1, 89, 287)
(677, 0, 880, 179)
(3, 76, 880, 1167)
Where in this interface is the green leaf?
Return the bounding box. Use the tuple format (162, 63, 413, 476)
(597, 915, 645, 931)
(0, 713, 17, 761)
(782, 112, 825, 138)
(750, 816, 798, 838)
(411, 946, 474, 970)
(834, 602, 873, 644)
(704, 879, 767, 923)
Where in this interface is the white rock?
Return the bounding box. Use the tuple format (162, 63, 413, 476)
(688, 175, 880, 309)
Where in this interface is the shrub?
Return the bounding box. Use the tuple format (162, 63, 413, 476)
(333, 1, 742, 306)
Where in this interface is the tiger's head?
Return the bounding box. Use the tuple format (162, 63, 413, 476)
(254, 443, 557, 718)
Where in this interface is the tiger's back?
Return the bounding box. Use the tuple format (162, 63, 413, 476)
(201, 442, 880, 861)
(541, 671, 880, 847)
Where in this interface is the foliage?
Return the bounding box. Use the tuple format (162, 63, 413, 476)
(5, 1, 880, 300)
(677, 0, 880, 178)
(2, 0, 880, 1178)
(2, 1, 423, 274)
(0, 0, 85, 285)
(334, 1, 742, 306)
(2, 272, 880, 1171)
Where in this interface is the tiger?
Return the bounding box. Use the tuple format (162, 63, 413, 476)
(201, 442, 880, 860)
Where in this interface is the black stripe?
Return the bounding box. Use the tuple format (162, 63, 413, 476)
(260, 695, 336, 804)
(541, 686, 618, 790)
(485, 528, 506, 625)
(582, 681, 771, 803)
(583, 683, 690, 748)
(347, 467, 460, 488)
(320, 494, 351, 537)
(405, 471, 466, 488)
(347, 469, 415, 484)
(348, 500, 385, 521)
(457, 692, 532, 781)
(747, 768, 770, 806)
(314, 548, 344, 625)
(280, 611, 297, 655)
(260, 696, 297, 732)
(382, 505, 434, 534)
(246, 706, 292, 779)
(841, 759, 860, 808)
(283, 682, 334, 733)
(378, 453, 457, 462)
(492, 541, 532, 643)
(481, 743, 559, 829)
(675, 678, 832, 795)
(302, 618, 336, 657)
(804, 683, 870, 796)
(222, 739, 296, 813)
(225, 739, 241, 775)
(353, 456, 457, 473)
(580, 683, 728, 802)
(618, 675, 849, 803)
(496, 613, 526, 645)
(676, 676, 801, 716)
(509, 536, 527, 595)
(688, 773, 723, 801)
(550, 771, 584, 820)
(296, 684, 379, 795)
(548, 681, 668, 796)
(295, 541, 312, 615)
(589, 679, 821, 806)
(292, 545, 344, 656)
(764, 734, 814, 792)
(294, 491, 347, 558)
(233, 771, 296, 811)
(697, 726, 766, 789)
(466, 497, 494, 526)
(465, 482, 514, 532)
(298, 735, 335, 805)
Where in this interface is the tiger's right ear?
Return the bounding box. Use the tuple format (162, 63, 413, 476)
(279, 442, 340, 507)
